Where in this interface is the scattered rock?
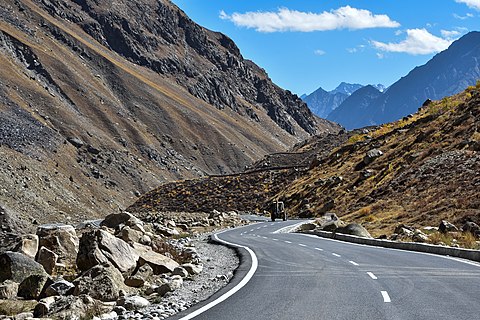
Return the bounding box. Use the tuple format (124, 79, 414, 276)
(462, 221, 480, 234)
(0, 280, 19, 299)
(36, 224, 79, 266)
(172, 267, 189, 278)
(73, 263, 128, 302)
(132, 242, 179, 275)
(412, 230, 429, 243)
(45, 279, 75, 297)
(181, 263, 203, 276)
(36, 246, 58, 275)
(298, 223, 316, 231)
(394, 224, 414, 236)
(17, 273, 51, 299)
(118, 226, 143, 244)
(13, 234, 39, 259)
(439, 220, 458, 233)
(363, 149, 383, 165)
(67, 137, 84, 148)
(101, 212, 141, 230)
(76, 229, 139, 274)
(117, 295, 150, 310)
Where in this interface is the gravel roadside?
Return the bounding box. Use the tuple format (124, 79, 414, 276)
(122, 233, 239, 320)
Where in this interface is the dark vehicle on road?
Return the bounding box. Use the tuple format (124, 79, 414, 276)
(269, 201, 287, 221)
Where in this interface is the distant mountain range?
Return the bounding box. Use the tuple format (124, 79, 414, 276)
(302, 82, 385, 119)
(326, 31, 480, 129)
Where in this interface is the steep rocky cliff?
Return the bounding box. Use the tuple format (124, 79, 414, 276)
(0, 0, 339, 229)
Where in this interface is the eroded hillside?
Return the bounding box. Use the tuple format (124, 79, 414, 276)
(131, 86, 480, 237)
(0, 0, 339, 230)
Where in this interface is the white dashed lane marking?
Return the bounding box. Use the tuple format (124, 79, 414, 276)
(272, 239, 279, 241)
(381, 291, 391, 303)
(349, 261, 359, 266)
(284, 241, 292, 244)
(332, 253, 341, 257)
(314, 248, 323, 251)
(367, 272, 378, 280)
(298, 244, 307, 247)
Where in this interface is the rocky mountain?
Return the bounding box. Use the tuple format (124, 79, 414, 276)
(327, 85, 383, 129)
(337, 31, 480, 129)
(0, 0, 339, 230)
(303, 82, 384, 119)
(302, 87, 349, 119)
(131, 85, 480, 240)
(330, 82, 363, 96)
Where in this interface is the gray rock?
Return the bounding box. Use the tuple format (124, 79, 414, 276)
(67, 137, 84, 148)
(77, 229, 139, 274)
(132, 242, 179, 275)
(36, 246, 58, 275)
(0, 280, 19, 299)
(321, 219, 346, 232)
(462, 221, 480, 234)
(336, 223, 372, 238)
(0, 251, 47, 283)
(364, 149, 383, 165)
(45, 279, 75, 297)
(124, 275, 145, 288)
(101, 212, 141, 229)
(299, 223, 316, 231)
(181, 263, 203, 275)
(117, 295, 150, 310)
(18, 273, 51, 299)
(119, 226, 143, 244)
(172, 267, 189, 278)
(73, 264, 128, 302)
(439, 220, 458, 233)
(36, 224, 79, 266)
(412, 230, 429, 243)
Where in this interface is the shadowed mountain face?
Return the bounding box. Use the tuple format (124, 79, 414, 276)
(333, 31, 480, 129)
(0, 0, 339, 228)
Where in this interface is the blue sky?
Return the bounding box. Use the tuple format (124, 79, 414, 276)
(171, 0, 480, 95)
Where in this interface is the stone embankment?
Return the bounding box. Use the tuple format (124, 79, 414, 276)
(0, 210, 244, 319)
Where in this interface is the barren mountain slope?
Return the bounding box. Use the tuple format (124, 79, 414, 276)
(131, 86, 480, 237)
(0, 0, 339, 230)
(279, 87, 480, 235)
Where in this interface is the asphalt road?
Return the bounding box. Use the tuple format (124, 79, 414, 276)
(171, 220, 480, 320)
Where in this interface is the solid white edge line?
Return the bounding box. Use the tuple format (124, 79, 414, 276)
(367, 272, 378, 280)
(178, 231, 258, 320)
(381, 291, 391, 303)
(297, 233, 480, 268)
(349, 261, 359, 266)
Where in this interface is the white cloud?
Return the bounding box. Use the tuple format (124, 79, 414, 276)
(371, 28, 454, 55)
(456, 0, 480, 10)
(347, 44, 366, 54)
(376, 53, 385, 59)
(314, 49, 326, 56)
(453, 12, 474, 19)
(219, 6, 400, 33)
(441, 29, 461, 39)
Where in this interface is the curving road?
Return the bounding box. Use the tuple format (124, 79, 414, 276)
(170, 220, 480, 320)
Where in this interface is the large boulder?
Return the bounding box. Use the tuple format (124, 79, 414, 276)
(36, 247, 58, 275)
(17, 274, 52, 299)
(321, 220, 346, 232)
(76, 230, 139, 274)
(36, 224, 79, 266)
(0, 251, 47, 283)
(101, 212, 142, 230)
(45, 279, 75, 297)
(13, 234, 39, 259)
(132, 243, 179, 275)
(73, 264, 128, 302)
(336, 223, 372, 238)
